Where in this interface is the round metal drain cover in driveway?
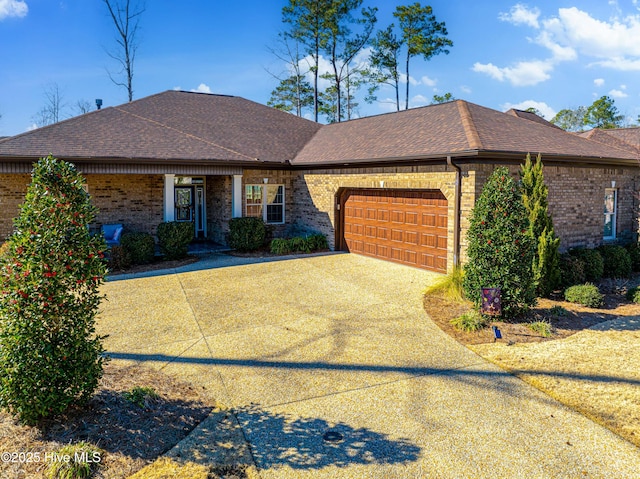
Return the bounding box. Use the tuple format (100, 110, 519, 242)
(323, 431, 344, 443)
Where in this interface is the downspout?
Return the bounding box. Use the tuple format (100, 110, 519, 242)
(447, 155, 461, 268)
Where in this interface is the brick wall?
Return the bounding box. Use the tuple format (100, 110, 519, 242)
(0, 174, 30, 241)
(472, 163, 640, 252)
(87, 174, 164, 236)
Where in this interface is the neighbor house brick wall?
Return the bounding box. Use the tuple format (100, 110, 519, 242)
(206, 175, 233, 244)
(290, 165, 462, 273)
(0, 174, 30, 241)
(86, 174, 164, 236)
(472, 163, 640, 252)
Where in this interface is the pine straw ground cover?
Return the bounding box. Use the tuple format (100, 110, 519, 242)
(424, 283, 640, 448)
(0, 362, 248, 479)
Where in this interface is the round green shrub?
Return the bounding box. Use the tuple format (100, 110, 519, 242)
(564, 283, 604, 308)
(270, 238, 291, 255)
(157, 221, 194, 260)
(227, 217, 266, 251)
(569, 248, 604, 282)
(626, 286, 640, 304)
(463, 167, 537, 318)
(626, 243, 640, 272)
(0, 156, 108, 425)
(108, 244, 131, 271)
(121, 231, 155, 264)
(559, 253, 586, 288)
(597, 245, 632, 278)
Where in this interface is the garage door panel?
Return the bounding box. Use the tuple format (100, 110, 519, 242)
(342, 189, 448, 273)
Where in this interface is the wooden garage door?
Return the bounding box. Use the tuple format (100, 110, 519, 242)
(342, 189, 448, 272)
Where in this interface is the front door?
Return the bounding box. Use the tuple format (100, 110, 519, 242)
(175, 185, 206, 238)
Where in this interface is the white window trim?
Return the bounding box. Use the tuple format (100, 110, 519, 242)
(604, 188, 617, 240)
(245, 184, 285, 225)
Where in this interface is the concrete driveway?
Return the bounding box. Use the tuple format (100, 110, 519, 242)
(99, 253, 640, 478)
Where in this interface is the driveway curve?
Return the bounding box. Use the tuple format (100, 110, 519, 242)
(99, 253, 640, 478)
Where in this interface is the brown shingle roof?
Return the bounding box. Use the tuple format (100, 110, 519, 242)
(579, 128, 640, 157)
(0, 91, 322, 164)
(292, 100, 638, 165)
(505, 108, 562, 130)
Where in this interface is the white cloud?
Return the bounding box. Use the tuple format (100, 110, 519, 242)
(609, 88, 628, 98)
(0, 0, 28, 20)
(460, 85, 472, 94)
(421, 76, 436, 87)
(473, 59, 553, 86)
(409, 94, 429, 108)
(594, 78, 605, 86)
(502, 100, 556, 120)
(499, 3, 540, 28)
(191, 83, 212, 94)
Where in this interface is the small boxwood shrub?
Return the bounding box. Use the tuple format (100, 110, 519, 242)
(269, 234, 329, 255)
(559, 253, 586, 288)
(626, 243, 640, 272)
(157, 221, 193, 260)
(108, 244, 132, 271)
(597, 245, 632, 278)
(121, 231, 155, 264)
(564, 283, 604, 308)
(626, 286, 640, 304)
(227, 217, 266, 252)
(569, 248, 604, 282)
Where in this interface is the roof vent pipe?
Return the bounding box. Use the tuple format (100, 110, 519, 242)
(95, 99, 103, 110)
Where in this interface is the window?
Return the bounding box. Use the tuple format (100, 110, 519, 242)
(245, 184, 285, 224)
(604, 188, 617, 240)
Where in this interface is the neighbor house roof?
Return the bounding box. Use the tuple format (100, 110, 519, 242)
(0, 91, 322, 164)
(292, 100, 638, 165)
(505, 108, 562, 130)
(578, 128, 640, 157)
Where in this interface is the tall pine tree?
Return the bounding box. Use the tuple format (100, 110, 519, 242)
(520, 153, 561, 297)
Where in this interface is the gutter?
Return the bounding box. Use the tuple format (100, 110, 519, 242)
(447, 155, 462, 268)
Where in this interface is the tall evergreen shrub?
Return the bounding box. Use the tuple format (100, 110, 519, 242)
(463, 167, 537, 317)
(0, 156, 107, 425)
(520, 153, 561, 297)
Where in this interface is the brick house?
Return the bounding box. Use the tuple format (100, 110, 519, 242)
(0, 90, 638, 274)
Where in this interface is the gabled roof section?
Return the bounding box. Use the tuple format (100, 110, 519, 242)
(505, 108, 562, 130)
(579, 127, 640, 156)
(293, 100, 638, 165)
(0, 91, 322, 164)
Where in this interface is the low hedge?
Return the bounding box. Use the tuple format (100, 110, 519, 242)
(270, 234, 328, 255)
(157, 221, 193, 260)
(227, 217, 266, 252)
(597, 245, 632, 278)
(121, 231, 155, 264)
(569, 248, 603, 282)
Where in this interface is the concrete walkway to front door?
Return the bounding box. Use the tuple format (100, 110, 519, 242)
(99, 254, 640, 478)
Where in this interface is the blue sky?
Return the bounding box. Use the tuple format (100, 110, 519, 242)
(1, 0, 640, 136)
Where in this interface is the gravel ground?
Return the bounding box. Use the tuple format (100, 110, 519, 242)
(98, 254, 640, 478)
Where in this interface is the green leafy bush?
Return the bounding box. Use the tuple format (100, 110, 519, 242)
(626, 243, 640, 272)
(450, 310, 487, 332)
(559, 253, 586, 288)
(269, 234, 329, 255)
(107, 244, 131, 271)
(463, 167, 537, 318)
(569, 248, 604, 282)
(0, 156, 108, 425)
(564, 283, 604, 308)
(270, 238, 291, 255)
(157, 221, 193, 260)
(46, 442, 102, 479)
(626, 286, 640, 304)
(121, 231, 155, 264)
(227, 217, 266, 252)
(597, 245, 632, 278)
(549, 305, 568, 317)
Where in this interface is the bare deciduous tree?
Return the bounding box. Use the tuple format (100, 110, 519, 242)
(75, 99, 94, 115)
(32, 83, 66, 128)
(103, 0, 145, 102)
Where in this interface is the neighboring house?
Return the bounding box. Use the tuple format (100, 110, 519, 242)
(0, 90, 638, 274)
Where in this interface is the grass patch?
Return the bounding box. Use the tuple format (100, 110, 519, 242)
(450, 309, 487, 332)
(46, 442, 102, 479)
(549, 305, 568, 317)
(527, 320, 553, 337)
(424, 266, 465, 302)
(124, 386, 160, 408)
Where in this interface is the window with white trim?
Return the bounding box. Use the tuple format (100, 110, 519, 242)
(604, 188, 617, 240)
(245, 184, 285, 224)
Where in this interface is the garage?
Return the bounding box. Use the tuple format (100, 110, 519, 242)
(340, 189, 448, 273)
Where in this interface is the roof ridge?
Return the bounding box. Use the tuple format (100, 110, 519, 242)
(113, 107, 260, 162)
(456, 100, 482, 150)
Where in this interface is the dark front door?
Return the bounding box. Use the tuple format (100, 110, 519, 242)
(175, 185, 206, 238)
